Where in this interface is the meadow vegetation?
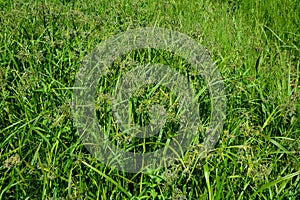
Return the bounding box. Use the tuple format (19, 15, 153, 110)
(0, 0, 299, 199)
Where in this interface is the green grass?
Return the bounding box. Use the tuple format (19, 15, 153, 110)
(0, 0, 299, 199)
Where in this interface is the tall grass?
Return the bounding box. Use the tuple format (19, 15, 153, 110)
(0, 0, 299, 199)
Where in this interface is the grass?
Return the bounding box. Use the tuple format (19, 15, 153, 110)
(0, 0, 299, 199)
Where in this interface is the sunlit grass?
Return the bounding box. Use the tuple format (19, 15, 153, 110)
(0, 0, 299, 199)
